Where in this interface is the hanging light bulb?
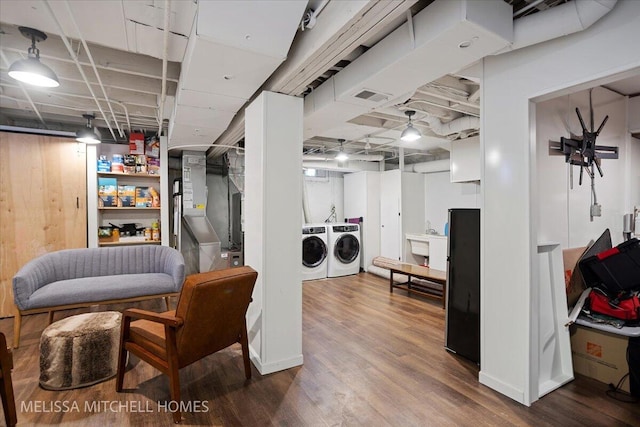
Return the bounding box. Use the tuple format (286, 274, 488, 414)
(8, 27, 60, 88)
(364, 135, 372, 150)
(335, 139, 349, 161)
(76, 114, 101, 144)
(401, 110, 421, 142)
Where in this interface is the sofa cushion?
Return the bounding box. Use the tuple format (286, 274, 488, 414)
(26, 273, 176, 310)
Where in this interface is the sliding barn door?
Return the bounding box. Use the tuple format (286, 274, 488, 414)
(0, 132, 87, 318)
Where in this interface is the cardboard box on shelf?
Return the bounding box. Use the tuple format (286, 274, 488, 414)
(135, 187, 151, 207)
(570, 324, 630, 392)
(145, 136, 160, 158)
(118, 185, 136, 207)
(98, 177, 117, 207)
(97, 157, 111, 172)
(129, 132, 145, 155)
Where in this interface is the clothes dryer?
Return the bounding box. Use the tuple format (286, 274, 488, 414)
(327, 223, 361, 277)
(302, 224, 328, 281)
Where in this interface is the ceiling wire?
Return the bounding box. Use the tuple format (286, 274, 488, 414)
(63, 0, 124, 138)
(43, 0, 118, 141)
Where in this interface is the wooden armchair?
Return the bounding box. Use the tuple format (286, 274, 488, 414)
(116, 266, 258, 423)
(0, 332, 17, 427)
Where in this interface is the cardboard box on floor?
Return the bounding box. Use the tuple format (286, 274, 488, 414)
(570, 325, 630, 393)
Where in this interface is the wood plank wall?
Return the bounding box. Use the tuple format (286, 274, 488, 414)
(0, 132, 87, 318)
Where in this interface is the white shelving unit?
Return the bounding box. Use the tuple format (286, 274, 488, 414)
(532, 242, 574, 399)
(86, 137, 168, 248)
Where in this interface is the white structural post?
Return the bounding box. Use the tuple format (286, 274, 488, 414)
(244, 91, 304, 374)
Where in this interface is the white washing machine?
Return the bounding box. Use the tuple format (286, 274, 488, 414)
(327, 223, 361, 277)
(302, 224, 328, 281)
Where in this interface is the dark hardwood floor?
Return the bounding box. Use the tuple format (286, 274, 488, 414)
(1, 272, 638, 426)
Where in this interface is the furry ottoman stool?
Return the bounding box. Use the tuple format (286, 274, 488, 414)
(39, 311, 122, 390)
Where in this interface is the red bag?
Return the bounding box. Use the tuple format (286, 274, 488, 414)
(588, 289, 640, 321)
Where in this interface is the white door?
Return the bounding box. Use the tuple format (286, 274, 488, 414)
(380, 170, 401, 260)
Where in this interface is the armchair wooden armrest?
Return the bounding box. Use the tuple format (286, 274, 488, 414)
(122, 308, 184, 327)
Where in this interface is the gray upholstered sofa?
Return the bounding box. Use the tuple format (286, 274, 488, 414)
(12, 245, 185, 348)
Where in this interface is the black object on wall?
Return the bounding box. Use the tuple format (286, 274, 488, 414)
(445, 208, 480, 365)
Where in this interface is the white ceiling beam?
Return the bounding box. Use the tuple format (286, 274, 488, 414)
(0, 60, 177, 96)
(0, 24, 180, 81)
(267, 0, 419, 95)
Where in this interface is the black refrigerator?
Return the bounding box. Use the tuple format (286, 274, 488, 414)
(445, 208, 480, 365)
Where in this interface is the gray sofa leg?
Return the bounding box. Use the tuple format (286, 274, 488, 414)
(164, 297, 171, 311)
(48, 311, 55, 325)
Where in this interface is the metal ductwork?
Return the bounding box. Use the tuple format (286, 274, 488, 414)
(495, 0, 618, 54)
(303, 161, 380, 173)
(304, 0, 513, 140)
(404, 159, 451, 173)
(303, 153, 385, 162)
(421, 114, 480, 137)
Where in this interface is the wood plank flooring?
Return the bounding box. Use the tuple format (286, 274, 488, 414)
(0, 272, 638, 426)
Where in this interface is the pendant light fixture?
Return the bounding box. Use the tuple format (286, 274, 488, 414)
(76, 114, 101, 144)
(8, 27, 60, 88)
(335, 139, 349, 162)
(400, 110, 421, 142)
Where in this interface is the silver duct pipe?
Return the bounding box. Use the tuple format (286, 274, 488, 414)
(497, 0, 618, 54)
(303, 161, 379, 173)
(421, 114, 480, 137)
(303, 153, 385, 162)
(404, 159, 450, 173)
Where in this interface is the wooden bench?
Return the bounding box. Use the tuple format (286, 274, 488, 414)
(372, 257, 447, 308)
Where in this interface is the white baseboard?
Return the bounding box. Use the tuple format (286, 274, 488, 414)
(479, 371, 528, 406)
(249, 347, 303, 375)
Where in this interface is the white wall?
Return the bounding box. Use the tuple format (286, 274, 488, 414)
(482, 0, 640, 405)
(536, 87, 638, 248)
(424, 172, 480, 235)
(303, 172, 344, 224)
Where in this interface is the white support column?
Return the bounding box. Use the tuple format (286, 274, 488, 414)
(244, 91, 303, 374)
(86, 144, 98, 248)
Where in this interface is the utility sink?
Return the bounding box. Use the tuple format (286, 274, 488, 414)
(406, 234, 437, 257)
(406, 234, 448, 271)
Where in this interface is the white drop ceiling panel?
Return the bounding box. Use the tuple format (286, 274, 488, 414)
(177, 89, 246, 112)
(122, 0, 197, 38)
(181, 37, 283, 99)
(170, 123, 224, 142)
(196, 0, 306, 59)
(131, 22, 189, 62)
(0, 0, 130, 52)
(173, 105, 236, 129)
